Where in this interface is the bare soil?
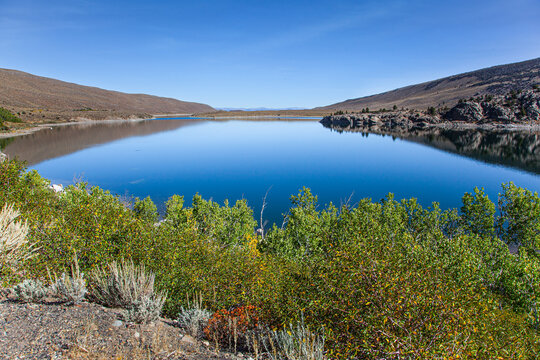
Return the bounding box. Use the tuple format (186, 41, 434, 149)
(0, 294, 241, 360)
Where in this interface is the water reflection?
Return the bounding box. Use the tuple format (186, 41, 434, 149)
(322, 122, 540, 175)
(2, 119, 540, 225)
(2, 118, 204, 165)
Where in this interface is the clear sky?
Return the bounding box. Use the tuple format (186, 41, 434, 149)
(1, 0, 539, 109)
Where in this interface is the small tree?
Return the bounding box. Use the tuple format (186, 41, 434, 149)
(460, 188, 495, 237)
(497, 182, 540, 251)
(165, 195, 186, 226)
(133, 196, 158, 223)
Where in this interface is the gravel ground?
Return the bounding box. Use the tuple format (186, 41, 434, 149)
(0, 296, 241, 360)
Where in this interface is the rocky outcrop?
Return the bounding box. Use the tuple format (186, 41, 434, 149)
(321, 90, 540, 130)
(481, 102, 513, 122)
(320, 112, 441, 132)
(442, 90, 540, 123)
(444, 102, 484, 122)
(522, 91, 540, 121)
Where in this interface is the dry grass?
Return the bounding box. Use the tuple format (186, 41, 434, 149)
(0, 203, 33, 273)
(319, 57, 540, 111)
(0, 68, 214, 116)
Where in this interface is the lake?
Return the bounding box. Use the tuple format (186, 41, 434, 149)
(3, 118, 540, 226)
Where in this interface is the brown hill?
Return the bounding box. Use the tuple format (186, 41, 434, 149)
(319, 57, 540, 111)
(0, 68, 214, 115)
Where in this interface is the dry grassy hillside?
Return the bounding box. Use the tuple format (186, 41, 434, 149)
(0, 69, 214, 116)
(319, 57, 540, 111)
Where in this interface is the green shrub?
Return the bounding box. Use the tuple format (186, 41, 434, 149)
(133, 196, 158, 223)
(0, 159, 539, 358)
(165, 194, 186, 226)
(0, 107, 22, 124)
(497, 182, 540, 251)
(460, 187, 495, 237)
(190, 194, 257, 245)
(261, 187, 339, 258)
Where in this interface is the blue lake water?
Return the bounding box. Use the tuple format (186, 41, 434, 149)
(3, 118, 540, 225)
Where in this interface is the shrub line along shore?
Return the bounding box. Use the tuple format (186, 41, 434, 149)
(1, 158, 539, 359)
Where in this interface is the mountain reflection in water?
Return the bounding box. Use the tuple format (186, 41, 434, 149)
(2, 118, 203, 165)
(2, 119, 539, 225)
(322, 123, 540, 175)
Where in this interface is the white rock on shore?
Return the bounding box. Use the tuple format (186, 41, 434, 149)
(49, 184, 64, 193)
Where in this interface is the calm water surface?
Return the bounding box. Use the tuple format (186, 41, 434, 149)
(3, 118, 540, 225)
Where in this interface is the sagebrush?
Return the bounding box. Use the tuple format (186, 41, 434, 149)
(88, 260, 165, 323)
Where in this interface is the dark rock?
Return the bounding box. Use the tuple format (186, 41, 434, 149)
(444, 102, 484, 122)
(368, 116, 380, 126)
(320, 115, 352, 128)
(526, 103, 540, 121)
(481, 102, 514, 122)
(522, 91, 540, 121)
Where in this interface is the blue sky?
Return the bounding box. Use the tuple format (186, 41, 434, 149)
(1, 0, 539, 108)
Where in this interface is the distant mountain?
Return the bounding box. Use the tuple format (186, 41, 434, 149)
(319, 58, 540, 111)
(0, 69, 214, 115)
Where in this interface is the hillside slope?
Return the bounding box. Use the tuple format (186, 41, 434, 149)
(319, 57, 540, 111)
(0, 68, 214, 115)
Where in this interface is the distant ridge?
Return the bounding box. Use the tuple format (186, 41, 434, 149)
(319, 57, 540, 111)
(0, 68, 214, 114)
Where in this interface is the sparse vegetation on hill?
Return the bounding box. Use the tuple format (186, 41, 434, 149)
(0, 107, 22, 130)
(0, 107, 22, 123)
(0, 68, 215, 126)
(1, 159, 540, 359)
(320, 57, 540, 111)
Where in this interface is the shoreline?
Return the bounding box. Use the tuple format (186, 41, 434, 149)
(3, 111, 540, 141)
(0, 114, 324, 139)
(0, 117, 155, 139)
(203, 115, 322, 120)
(321, 113, 540, 133)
